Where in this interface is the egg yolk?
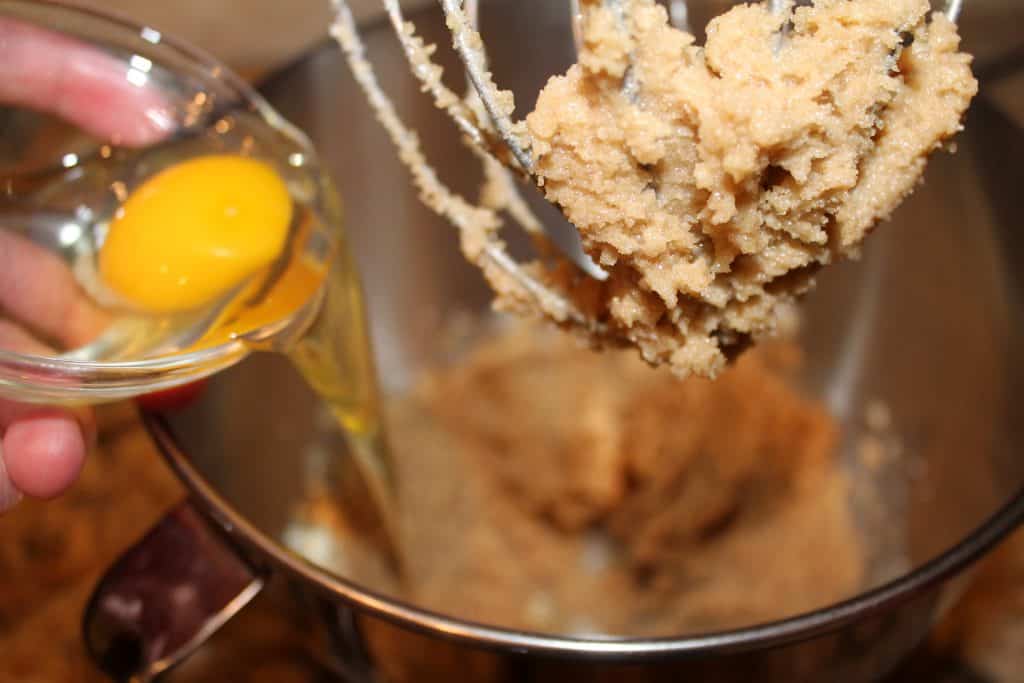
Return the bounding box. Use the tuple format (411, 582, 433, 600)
(192, 214, 329, 350)
(99, 155, 293, 314)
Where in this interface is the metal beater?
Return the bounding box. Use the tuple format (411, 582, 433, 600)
(327, 0, 967, 342)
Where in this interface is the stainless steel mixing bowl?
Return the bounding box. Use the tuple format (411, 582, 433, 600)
(84, 2, 1024, 681)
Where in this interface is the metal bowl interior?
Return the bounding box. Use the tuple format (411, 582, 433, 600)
(153, 0, 1024, 662)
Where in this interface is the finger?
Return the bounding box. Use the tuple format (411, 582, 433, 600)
(0, 319, 98, 448)
(0, 281, 95, 509)
(2, 411, 87, 499)
(0, 396, 97, 449)
(0, 18, 174, 147)
(0, 231, 110, 350)
(0, 317, 44, 352)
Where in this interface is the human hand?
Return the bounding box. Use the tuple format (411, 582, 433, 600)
(0, 18, 172, 511)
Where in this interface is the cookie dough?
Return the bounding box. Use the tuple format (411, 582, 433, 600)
(526, 0, 977, 377)
(311, 322, 864, 636)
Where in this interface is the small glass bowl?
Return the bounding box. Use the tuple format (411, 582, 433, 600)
(0, 0, 334, 405)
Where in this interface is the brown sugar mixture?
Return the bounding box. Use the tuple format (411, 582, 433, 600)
(524, 0, 977, 378)
(337, 323, 865, 636)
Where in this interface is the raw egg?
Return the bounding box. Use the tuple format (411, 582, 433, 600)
(99, 154, 293, 314)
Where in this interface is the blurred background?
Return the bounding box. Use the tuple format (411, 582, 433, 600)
(92, 0, 430, 78)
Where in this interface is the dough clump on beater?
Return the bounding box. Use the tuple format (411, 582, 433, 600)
(526, 0, 977, 378)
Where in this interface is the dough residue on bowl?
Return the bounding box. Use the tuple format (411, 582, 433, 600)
(525, 0, 977, 378)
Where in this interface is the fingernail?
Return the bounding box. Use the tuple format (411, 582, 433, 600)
(0, 442, 23, 512)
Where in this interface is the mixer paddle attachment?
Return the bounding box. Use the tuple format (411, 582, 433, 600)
(328, 0, 969, 360)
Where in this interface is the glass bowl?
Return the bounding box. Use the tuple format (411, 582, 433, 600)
(0, 0, 335, 405)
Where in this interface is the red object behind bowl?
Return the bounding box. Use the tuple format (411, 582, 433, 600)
(136, 379, 209, 413)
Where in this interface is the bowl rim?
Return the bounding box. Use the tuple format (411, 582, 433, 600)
(0, 0, 320, 397)
(144, 409, 1024, 660)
